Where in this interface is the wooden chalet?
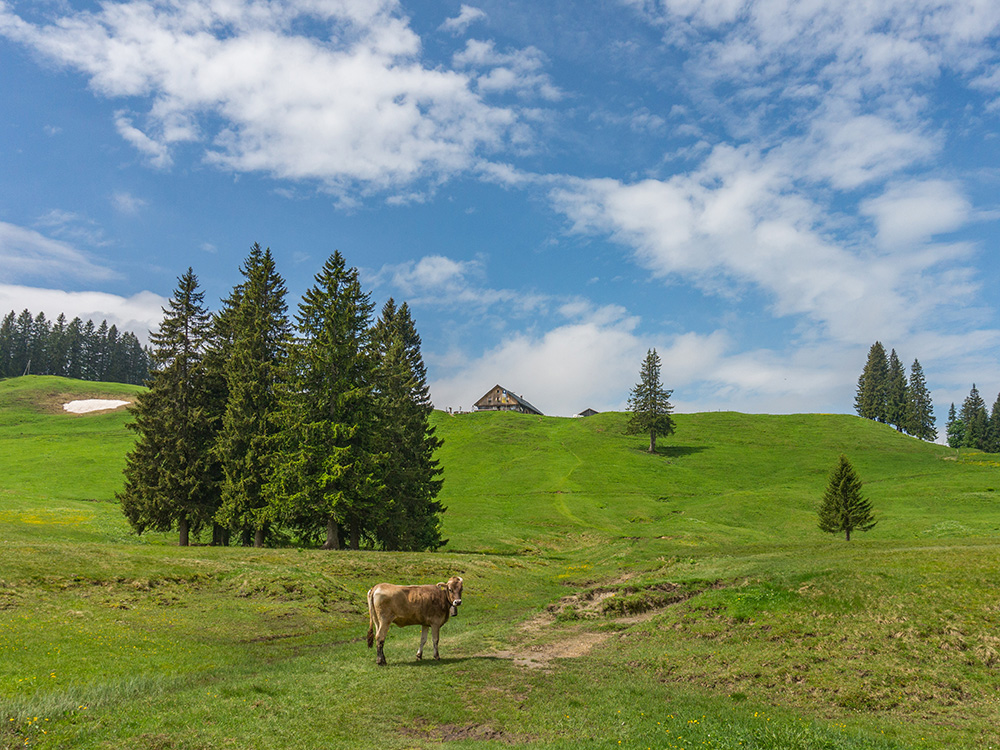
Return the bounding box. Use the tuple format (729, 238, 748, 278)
(474, 385, 543, 416)
(575, 408, 599, 417)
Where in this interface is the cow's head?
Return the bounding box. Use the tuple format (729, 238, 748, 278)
(439, 576, 463, 617)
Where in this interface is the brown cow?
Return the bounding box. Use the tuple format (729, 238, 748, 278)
(366, 576, 463, 666)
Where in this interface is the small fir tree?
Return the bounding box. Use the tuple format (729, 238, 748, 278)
(945, 402, 965, 449)
(986, 392, 1000, 454)
(626, 348, 675, 453)
(855, 342, 889, 422)
(0, 311, 14, 377)
(905, 359, 935, 441)
(818, 455, 877, 541)
(960, 384, 989, 450)
(885, 349, 908, 431)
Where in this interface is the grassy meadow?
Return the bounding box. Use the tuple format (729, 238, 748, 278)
(2, 375, 1000, 749)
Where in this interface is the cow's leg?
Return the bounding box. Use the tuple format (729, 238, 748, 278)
(375, 615, 391, 666)
(431, 623, 441, 660)
(417, 625, 429, 660)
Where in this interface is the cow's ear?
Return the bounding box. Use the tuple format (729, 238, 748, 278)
(436, 582, 446, 588)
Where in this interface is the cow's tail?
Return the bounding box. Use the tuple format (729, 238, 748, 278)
(366, 587, 375, 649)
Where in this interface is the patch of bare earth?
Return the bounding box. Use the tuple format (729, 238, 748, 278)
(399, 720, 526, 744)
(492, 582, 709, 670)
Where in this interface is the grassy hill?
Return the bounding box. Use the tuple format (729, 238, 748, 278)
(431, 409, 998, 553)
(2, 376, 1000, 749)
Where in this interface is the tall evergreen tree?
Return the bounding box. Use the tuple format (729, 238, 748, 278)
(214, 244, 290, 547)
(986, 393, 1000, 454)
(370, 299, 445, 551)
(268, 252, 380, 550)
(855, 342, 889, 422)
(0, 311, 14, 377)
(65, 317, 84, 379)
(12, 310, 32, 376)
(626, 348, 675, 453)
(960, 384, 989, 450)
(818, 455, 877, 541)
(945, 402, 965, 449)
(30, 313, 51, 376)
(80, 320, 96, 380)
(118, 269, 221, 546)
(905, 359, 935, 441)
(885, 349, 908, 431)
(48, 314, 69, 377)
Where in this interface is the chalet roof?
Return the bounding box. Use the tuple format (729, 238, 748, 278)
(475, 384, 543, 415)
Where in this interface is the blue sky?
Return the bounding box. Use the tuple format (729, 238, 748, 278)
(2, 0, 1000, 424)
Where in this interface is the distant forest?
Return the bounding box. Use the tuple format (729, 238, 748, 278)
(0, 309, 151, 385)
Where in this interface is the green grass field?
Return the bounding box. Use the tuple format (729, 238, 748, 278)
(2, 375, 999, 749)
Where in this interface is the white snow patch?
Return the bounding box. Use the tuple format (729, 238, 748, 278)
(63, 399, 131, 414)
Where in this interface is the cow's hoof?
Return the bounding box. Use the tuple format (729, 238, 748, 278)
(434, 655, 440, 660)
(415, 653, 422, 661)
(376, 658, 386, 666)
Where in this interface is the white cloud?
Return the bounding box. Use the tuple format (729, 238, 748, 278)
(547, 140, 981, 346)
(114, 112, 174, 169)
(373, 254, 548, 314)
(860, 180, 972, 249)
(111, 190, 148, 215)
(439, 5, 487, 34)
(0, 222, 118, 284)
(0, 0, 526, 192)
(427, 314, 861, 417)
(429, 305, 643, 415)
(0, 284, 166, 342)
(453, 39, 562, 100)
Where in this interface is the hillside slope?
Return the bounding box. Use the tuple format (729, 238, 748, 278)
(432, 409, 994, 553)
(0, 376, 144, 543)
(4, 377, 1000, 748)
(3, 375, 996, 551)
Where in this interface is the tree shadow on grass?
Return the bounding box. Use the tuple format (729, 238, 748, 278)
(635, 445, 709, 458)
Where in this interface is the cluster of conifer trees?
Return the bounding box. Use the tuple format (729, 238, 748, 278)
(854, 342, 935, 441)
(117, 244, 445, 551)
(0, 309, 150, 384)
(944, 385, 1000, 451)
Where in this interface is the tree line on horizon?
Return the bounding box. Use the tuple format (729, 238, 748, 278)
(854, 342, 936, 441)
(944, 385, 1000, 452)
(0, 309, 150, 385)
(118, 243, 444, 552)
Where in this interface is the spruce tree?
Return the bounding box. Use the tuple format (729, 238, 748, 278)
(268, 252, 380, 550)
(51, 314, 71, 377)
(214, 244, 290, 547)
(905, 359, 935, 441)
(885, 349, 908, 431)
(818, 454, 877, 541)
(626, 348, 675, 453)
(30, 313, 51, 376)
(946, 403, 965, 449)
(370, 299, 445, 551)
(986, 393, 1000, 454)
(65, 318, 84, 379)
(960, 384, 989, 450)
(12, 310, 32, 376)
(0, 311, 14, 377)
(855, 342, 889, 422)
(118, 269, 221, 545)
